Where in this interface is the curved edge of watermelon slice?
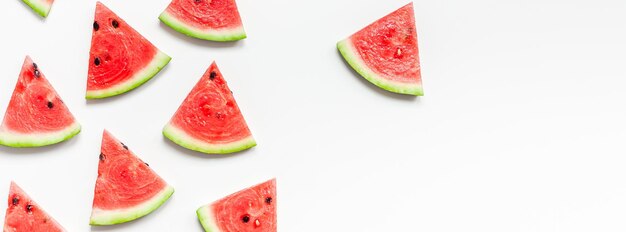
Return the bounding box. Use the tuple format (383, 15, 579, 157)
(337, 39, 424, 96)
(158, 12, 247, 42)
(163, 123, 256, 154)
(89, 185, 174, 226)
(196, 205, 220, 232)
(0, 122, 80, 148)
(22, 0, 52, 17)
(86, 51, 171, 99)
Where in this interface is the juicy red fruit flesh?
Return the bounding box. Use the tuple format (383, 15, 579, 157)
(210, 179, 276, 232)
(164, 0, 244, 30)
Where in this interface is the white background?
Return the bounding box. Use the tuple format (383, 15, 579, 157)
(0, 0, 625, 231)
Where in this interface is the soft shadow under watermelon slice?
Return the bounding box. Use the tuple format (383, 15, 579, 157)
(3, 182, 65, 232)
(163, 62, 255, 154)
(86, 2, 171, 99)
(197, 179, 276, 232)
(337, 3, 423, 96)
(90, 130, 174, 226)
(0, 56, 81, 148)
(159, 0, 246, 41)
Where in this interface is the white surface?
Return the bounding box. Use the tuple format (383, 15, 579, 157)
(0, 0, 625, 231)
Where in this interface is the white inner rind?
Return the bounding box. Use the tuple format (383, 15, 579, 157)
(197, 205, 221, 232)
(163, 123, 256, 154)
(90, 185, 174, 225)
(0, 122, 81, 147)
(86, 51, 171, 99)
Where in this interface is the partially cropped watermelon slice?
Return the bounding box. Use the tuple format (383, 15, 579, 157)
(337, 3, 423, 96)
(90, 130, 174, 225)
(87, 2, 171, 99)
(197, 179, 276, 232)
(163, 62, 255, 154)
(159, 0, 246, 41)
(0, 56, 81, 148)
(3, 182, 65, 232)
(22, 0, 54, 18)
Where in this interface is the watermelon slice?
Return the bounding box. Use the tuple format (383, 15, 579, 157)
(22, 0, 54, 18)
(0, 56, 81, 148)
(197, 179, 276, 232)
(159, 0, 246, 41)
(87, 2, 171, 99)
(90, 130, 174, 225)
(163, 62, 255, 154)
(3, 182, 65, 232)
(337, 3, 423, 96)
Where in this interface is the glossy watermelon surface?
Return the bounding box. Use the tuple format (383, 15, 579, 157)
(159, 0, 246, 41)
(0, 56, 80, 148)
(197, 179, 276, 232)
(337, 3, 423, 96)
(90, 130, 174, 225)
(3, 182, 65, 232)
(87, 2, 171, 99)
(163, 62, 255, 154)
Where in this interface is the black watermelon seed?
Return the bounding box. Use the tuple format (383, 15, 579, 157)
(32, 63, 38, 70)
(242, 214, 250, 223)
(34, 70, 40, 78)
(145, 162, 149, 166)
(121, 142, 128, 150)
(112, 20, 119, 28)
(99, 153, 106, 161)
(26, 204, 33, 213)
(47, 101, 54, 109)
(94, 57, 101, 66)
(12, 197, 18, 206)
(265, 197, 272, 204)
(195, 0, 202, 2)
(93, 21, 99, 31)
(209, 71, 216, 80)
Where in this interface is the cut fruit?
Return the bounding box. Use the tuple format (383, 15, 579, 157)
(90, 130, 174, 225)
(87, 2, 171, 99)
(337, 3, 423, 96)
(3, 182, 65, 232)
(197, 179, 276, 232)
(0, 56, 81, 148)
(22, 0, 54, 17)
(163, 62, 255, 154)
(159, 0, 246, 41)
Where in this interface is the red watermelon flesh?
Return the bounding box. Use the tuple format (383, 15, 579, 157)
(87, 2, 171, 99)
(0, 56, 80, 147)
(159, 0, 246, 41)
(163, 62, 255, 154)
(337, 3, 423, 96)
(90, 130, 174, 225)
(197, 179, 276, 232)
(3, 182, 65, 232)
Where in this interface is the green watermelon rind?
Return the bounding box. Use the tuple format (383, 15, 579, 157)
(159, 11, 247, 42)
(196, 205, 221, 232)
(89, 185, 174, 226)
(0, 122, 81, 148)
(86, 51, 171, 99)
(163, 123, 256, 154)
(337, 39, 424, 96)
(22, 0, 52, 17)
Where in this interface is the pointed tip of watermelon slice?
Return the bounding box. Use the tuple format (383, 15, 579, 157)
(163, 123, 257, 155)
(159, 12, 247, 42)
(22, 0, 53, 17)
(89, 185, 174, 226)
(337, 39, 424, 96)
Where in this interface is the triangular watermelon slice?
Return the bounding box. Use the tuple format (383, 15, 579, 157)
(163, 62, 255, 154)
(87, 2, 171, 99)
(197, 179, 276, 232)
(0, 56, 81, 148)
(22, 0, 54, 18)
(3, 182, 65, 232)
(159, 0, 246, 41)
(337, 3, 423, 96)
(90, 130, 174, 225)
